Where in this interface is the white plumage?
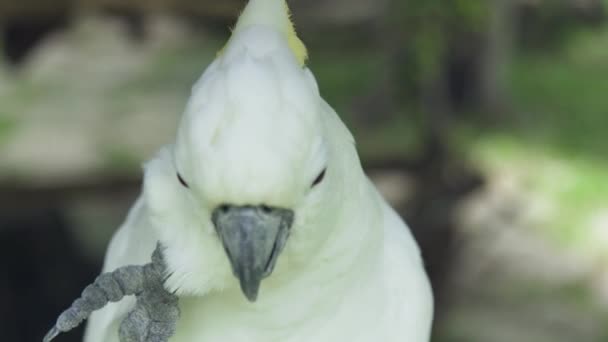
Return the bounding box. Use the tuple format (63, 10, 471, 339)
(84, 0, 433, 341)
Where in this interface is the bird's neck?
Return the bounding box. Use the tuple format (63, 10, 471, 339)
(264, 176, 384, 305)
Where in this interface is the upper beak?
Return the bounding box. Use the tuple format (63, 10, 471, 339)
(211, 204, 294, 302)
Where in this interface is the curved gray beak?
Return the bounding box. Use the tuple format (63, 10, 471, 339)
(211, 205, 294, 302)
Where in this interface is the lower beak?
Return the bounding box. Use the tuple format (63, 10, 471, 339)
(211, 205, 294, 302)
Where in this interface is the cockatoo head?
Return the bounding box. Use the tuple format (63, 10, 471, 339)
(143, 0, 359, 302)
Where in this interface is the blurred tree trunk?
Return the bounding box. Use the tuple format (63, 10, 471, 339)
(378, 1, 487, 337)
(479, 0, 515, 118)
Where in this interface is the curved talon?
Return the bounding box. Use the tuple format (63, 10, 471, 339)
(42, 327, 60, 342)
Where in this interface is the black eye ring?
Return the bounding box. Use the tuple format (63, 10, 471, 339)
(311, 168, 326, 188)
(177, 173, 189, 188)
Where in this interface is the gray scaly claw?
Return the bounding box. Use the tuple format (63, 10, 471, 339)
(43, 243, 180, 342)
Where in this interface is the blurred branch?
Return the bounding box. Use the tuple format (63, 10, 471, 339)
(0, 176, 141, 212)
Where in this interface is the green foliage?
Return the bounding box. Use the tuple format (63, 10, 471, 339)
(113, 41, 220, 96)
(453, 23, 608, 250)
(517, 1, 605, 50)
(394, 0, 489, 86)
(310, 49, 385, 113)
(101, 146, 141, 172)
(0, 115, 19, 145)
(509, 27, 608, 157)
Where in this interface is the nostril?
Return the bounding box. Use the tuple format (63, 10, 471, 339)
(219, 205, 230, 214)
(260, 205, 272, 214)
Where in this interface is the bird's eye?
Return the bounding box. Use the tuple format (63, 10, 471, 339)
(311, 168, 326, 188)
(177, 173, 190, 188)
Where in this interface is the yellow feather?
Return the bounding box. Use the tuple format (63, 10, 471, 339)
(283, 1, 309, 66)
(218, 0, 308, 67)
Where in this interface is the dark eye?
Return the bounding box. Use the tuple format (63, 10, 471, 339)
(177, 173, 189, 188)
(311, 168, 326, 188)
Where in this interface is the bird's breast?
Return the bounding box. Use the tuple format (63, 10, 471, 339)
(170, 272, 387, 342)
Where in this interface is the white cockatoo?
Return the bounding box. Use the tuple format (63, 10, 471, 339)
(84, 0, 433, 341)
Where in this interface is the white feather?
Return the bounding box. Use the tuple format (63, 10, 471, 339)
(84, 0, 433, 340)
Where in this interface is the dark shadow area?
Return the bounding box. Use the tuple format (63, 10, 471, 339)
(0, 207, 100, 341)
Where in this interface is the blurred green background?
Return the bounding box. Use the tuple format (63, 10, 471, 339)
(1, 0, 607, 341)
